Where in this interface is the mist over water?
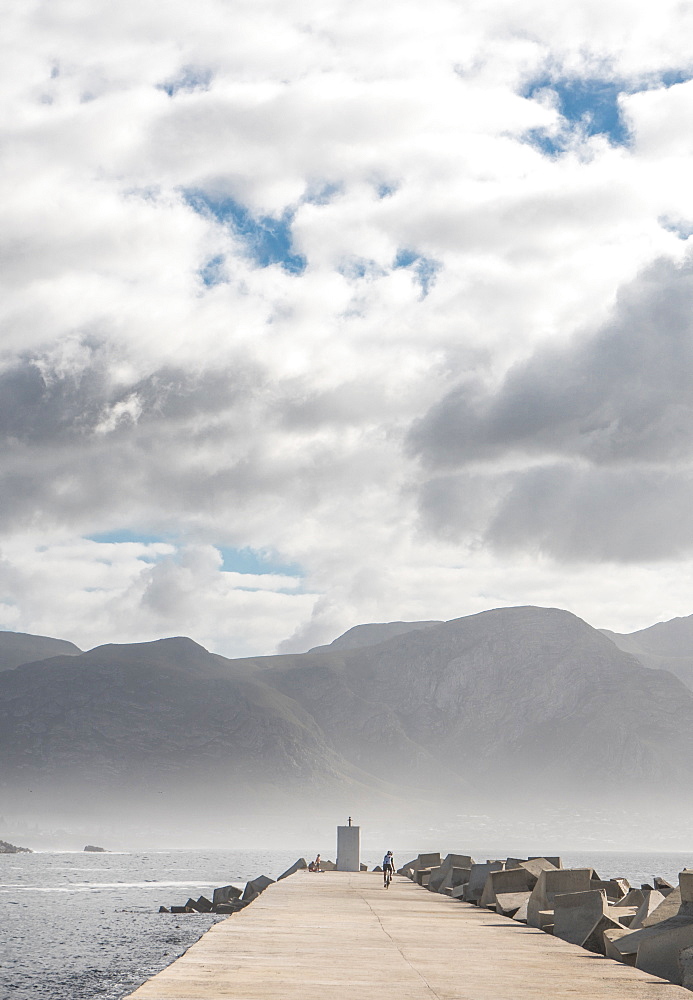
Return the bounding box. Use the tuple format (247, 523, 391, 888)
(4, 846, 693, 1000)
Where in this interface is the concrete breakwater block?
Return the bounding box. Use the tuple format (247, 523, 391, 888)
(620, 888, 646, 909)
(465, 861, 504, 904)
(553, 889, 608, 946)
(629, 890, 665, 929)
(277, 858, 307, 881)
(635, 918, 693, 984)
(184, 896, 213, 913)
(213, 885, 242, 906)
(642, 888, 681, 927)
(243, 875, 275, 901)
(400, 853, 441, 873)
(495, 891, 531, 918)
(215, 900, 250, 913)
(679, 944, 693, 988)
(604, 927, 637, 964)
(426, 854, 475, 893)
(437, 867, 471, 894)
(582, 914, 624, 955)
(527, 869, 593, 928)
(481, 858, 557, 909)
(592, 877, 630, 902)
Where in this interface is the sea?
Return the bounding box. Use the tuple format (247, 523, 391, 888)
(3, 847, 693, 1000)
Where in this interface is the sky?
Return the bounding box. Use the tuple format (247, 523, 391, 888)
(2, 0, 693, 657)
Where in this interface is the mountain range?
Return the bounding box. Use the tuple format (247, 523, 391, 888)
(4, 606, 693, 845)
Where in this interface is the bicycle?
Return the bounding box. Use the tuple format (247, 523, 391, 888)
(384, 867, 392, 889)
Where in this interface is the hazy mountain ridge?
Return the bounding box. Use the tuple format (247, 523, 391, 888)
(602, 614, 693, 690)
(0, 630, 82, 672)
(4, 607, 693, 830)
(263, 607, 693, 795)
(308, 620, 442, 653)
(0, 638, 381, 798)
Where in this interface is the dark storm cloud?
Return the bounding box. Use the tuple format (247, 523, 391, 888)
(0, 355, 262, 443)
(410, 255, 693, 468)
(0, 342, 383, 536)
(412, 254, 693, 561)
(0, 350, 273, 530)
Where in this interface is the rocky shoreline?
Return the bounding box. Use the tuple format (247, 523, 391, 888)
(0, 839, 32, 854)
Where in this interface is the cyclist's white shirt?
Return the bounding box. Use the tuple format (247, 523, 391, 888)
(383, 855, 394, 868)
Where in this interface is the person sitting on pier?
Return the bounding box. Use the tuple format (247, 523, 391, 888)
(382, 851, 394, 885)
(308, 854, 322, 872)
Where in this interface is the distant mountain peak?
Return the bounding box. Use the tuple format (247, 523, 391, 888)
(309, 620, 442, 653)
(0, 630, 82, 673)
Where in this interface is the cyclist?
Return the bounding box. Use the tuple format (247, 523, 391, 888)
(382, 851, 395, 887)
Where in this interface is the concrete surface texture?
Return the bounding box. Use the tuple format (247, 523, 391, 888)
(553, 888, 608, 946)
(124, 871, 691, 1000)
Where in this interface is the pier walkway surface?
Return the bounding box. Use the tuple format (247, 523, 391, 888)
(125, 872, 690, 1000)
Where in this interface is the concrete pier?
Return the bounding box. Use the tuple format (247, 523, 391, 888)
(125, 872, 690, 999)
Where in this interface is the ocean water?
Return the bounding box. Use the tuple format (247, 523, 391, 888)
(1, 848, 305, 1000)
(3, 847, 693, 999)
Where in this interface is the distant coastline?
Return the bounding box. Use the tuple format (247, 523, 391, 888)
(0, 839, 32, 854)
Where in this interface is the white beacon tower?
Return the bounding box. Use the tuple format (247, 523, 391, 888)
(336, 816, 361, 871)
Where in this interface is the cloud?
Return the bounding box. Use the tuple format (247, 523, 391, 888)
(412, 254, 693, 469)
(411, 253, 693, 561)
(0, 537, 315, 656)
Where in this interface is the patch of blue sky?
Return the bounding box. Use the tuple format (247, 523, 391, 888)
(218, 546, 303, 579)
(660, 216, 693, 240)
(302, 181, 342, 205)
(185, 190, 307, 274)
(157, 67, 213, 97)
(394, 249, 441, 297)
(658, 69, 693, 89)
(86, 531, 171, 562)
(199, 254, 226, 287)
(85, 535, 303, 580)
(522, 67, 693, 157)
(522, 76, 629, 152)
(87, 530, 167, 546)
(339, 257, 387, 281)
(376, 182, 398, 199)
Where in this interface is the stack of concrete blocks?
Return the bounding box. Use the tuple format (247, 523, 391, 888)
(243, 874, 275, 903)
(480, 858, 558, 919)
(164, 864, 293, 914)
(606, 870, 693, 985)
(396, 852, 475, 899)
(427, 855, 475, 895)
(527, 868, 594, 932)
(398, 852, 443, 887)
(552, 889, 626, 954)
(463, 861, 505, 903)
(402, 849, 693, 990)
